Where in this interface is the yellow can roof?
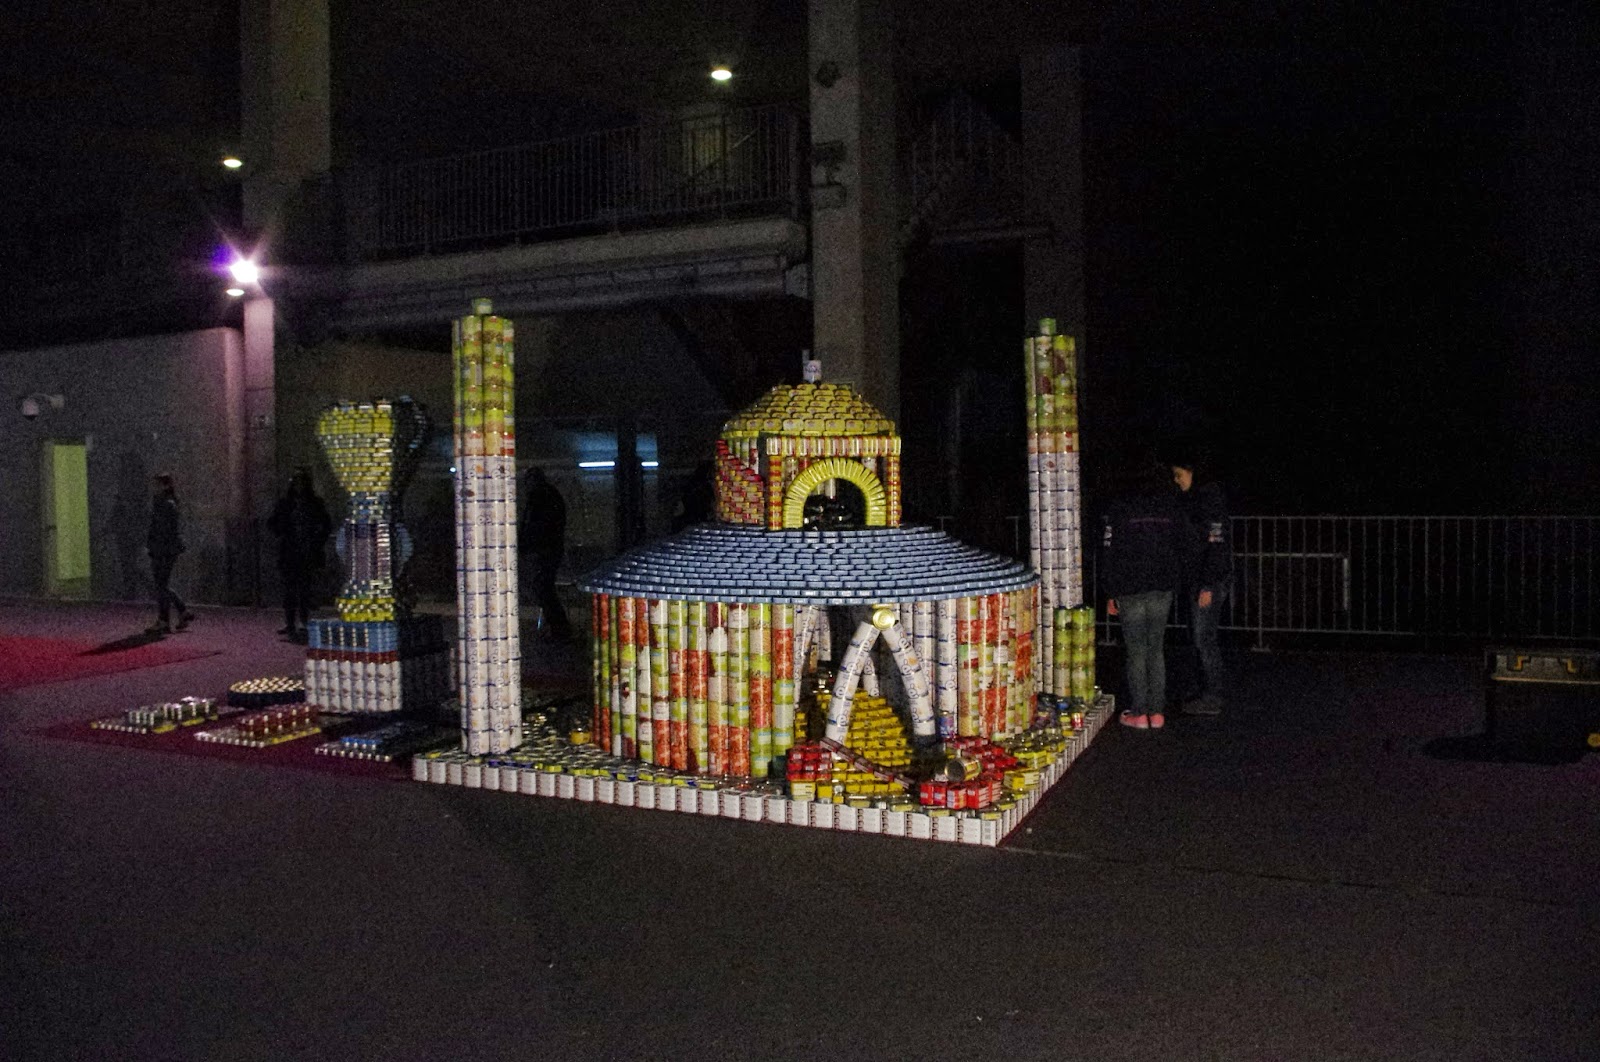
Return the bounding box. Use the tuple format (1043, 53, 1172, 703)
(720, 383, 896, 439)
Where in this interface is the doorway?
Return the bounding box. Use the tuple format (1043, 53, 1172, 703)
(41, 439, 91, 597)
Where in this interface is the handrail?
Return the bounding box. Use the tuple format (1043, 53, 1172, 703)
(342, 103, 803, 260)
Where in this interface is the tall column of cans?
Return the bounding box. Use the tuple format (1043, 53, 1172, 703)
(772, 604, 796, 766)
(455, 300, 522, 756)
(1026, 318, 1085, 696)
(688, 602, 709, 772)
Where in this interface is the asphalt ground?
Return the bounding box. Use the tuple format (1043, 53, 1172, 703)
(2, 599, 1597, 1061)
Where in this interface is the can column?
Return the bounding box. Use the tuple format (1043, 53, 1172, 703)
(454, 299, 522, 756)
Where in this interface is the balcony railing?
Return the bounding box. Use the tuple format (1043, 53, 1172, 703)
(342, 104, 803, 260)
(1074, 515, 1600, 646)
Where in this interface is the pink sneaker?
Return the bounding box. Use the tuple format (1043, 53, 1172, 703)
(1120, 712, 1149, 730)
(1148, 712, 1166, 729)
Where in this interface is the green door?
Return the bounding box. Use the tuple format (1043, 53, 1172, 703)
(42, 440, 91, 596)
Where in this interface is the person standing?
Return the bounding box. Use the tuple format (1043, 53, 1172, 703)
(520, 467, 571, 641)
(267, 467, 332, 641)
(1101, 464, 1185, 729)
(1172, 459, 1231, 714)
(145, 473, 193, 635)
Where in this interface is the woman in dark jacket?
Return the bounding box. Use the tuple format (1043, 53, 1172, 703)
(1172, 459, 1231, 714)
(145, 473, 193, 635)
(1101, 465, 1186, 729)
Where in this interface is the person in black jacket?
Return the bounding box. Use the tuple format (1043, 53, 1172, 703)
(1172, 460, 1231, 714)
(520, 468, 571, 641)
(145, 473, 193, 635)
(267, 467, 332, 641)
(1101, 465, 1186, 729)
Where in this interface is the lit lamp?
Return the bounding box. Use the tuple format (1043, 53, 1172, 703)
(710, 66, 733, 82)
(225, 257, 258, 298)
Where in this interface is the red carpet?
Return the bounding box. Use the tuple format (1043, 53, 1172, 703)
(32, 714, 415, 782)
(0, 634, 219, 693)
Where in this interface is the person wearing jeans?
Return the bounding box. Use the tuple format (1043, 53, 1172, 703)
(1102, 464, 1185, 729)
(1115, 589, 1174, 724)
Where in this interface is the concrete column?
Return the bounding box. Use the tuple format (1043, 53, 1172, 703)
(1022, 45, 1086, 347)
(241, 0, 331, 232)
(808, 0, 899, 418)
(240, 0, 329, 602)
(243, 298, 278, 605)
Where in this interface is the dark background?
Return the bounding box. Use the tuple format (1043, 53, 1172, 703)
(2, 1, 1596, 519)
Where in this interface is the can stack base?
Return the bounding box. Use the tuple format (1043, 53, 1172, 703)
(415, 693, 1114, 846)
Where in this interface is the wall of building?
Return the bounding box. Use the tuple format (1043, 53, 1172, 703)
(0, 328, 245, 604)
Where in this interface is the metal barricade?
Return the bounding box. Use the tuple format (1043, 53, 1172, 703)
(1086, 515, 1600, 646)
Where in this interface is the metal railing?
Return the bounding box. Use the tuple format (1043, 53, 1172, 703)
(1087, 515, 1600, 646)
(343, 104, 802, 259)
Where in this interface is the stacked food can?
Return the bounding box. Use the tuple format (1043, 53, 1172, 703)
(90, 696, 217, 734)
(1025, 318, 1086, 696)
(313, 396, 439, 714)
(453, 299, 522, 756)
(303, 617, 452, 715)
(316, 398, 430, 622)
(1049, 605, 1097, 702)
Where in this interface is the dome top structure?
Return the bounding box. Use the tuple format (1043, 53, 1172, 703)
(714, 381, 902, 531)
(719, 382, 896, 440)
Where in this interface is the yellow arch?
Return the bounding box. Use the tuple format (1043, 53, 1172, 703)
(781, 458, 888, 529)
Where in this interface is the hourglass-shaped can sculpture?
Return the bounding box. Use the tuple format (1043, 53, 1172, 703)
(303, 397, 452, 714)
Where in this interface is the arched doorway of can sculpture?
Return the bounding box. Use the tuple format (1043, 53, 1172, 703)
(782, 457, 887, 529)
(800, 480, 868, 530)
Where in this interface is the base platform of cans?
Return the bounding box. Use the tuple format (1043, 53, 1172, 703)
(417, 367, 1104, 845)
(415, 693, 1111, 845)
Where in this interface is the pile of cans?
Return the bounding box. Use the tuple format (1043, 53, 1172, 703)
(1025, 319, 1087, 697)
(452, 300, 522, 757)
(90, 696, 218, 735)
(228, 677, 305, 710)
(196, 704, 321, 748)
(316, 719, 452, 762)
(316, 398, 431, 624)
(713, 381, 901, 531)
(303, 617, 451, 715)
(416, 692, 1117, 845)
(1051, 605, 1097, 702)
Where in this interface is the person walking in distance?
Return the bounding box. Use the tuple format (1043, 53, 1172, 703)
(1101, 463, 1185, 729)
(1172, 458, 1231, 714)
(520, 467, 571, 641)
(145, 474, 193, 635)
(267, 467, 333, 641)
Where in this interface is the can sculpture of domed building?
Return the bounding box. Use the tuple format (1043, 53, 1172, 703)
(581, 375, 1040, 782)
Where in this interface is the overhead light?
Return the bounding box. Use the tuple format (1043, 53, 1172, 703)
(221, 156, 243, 169)
(710, 66, 733, 82)
(225, 287, 245, 298)
(229, 259, 259, 285)
(578, 460, 660, 469)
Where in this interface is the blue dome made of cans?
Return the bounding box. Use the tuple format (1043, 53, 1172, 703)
(579, 524, 1037, 605)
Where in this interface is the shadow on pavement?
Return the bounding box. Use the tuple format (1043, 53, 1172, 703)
(78, 631, 167, 655)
